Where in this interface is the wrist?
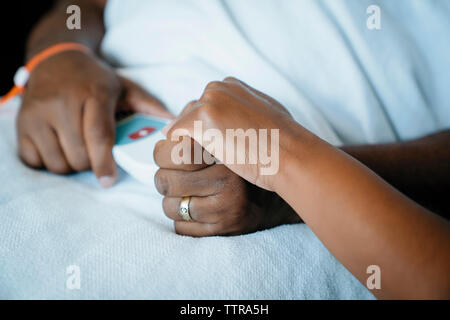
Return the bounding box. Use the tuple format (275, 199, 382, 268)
(273, 119, 324, 197)
(1, 43, 92, 105)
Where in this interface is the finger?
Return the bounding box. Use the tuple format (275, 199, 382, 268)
(154, 138, 210, 171)
(164, 109, 223, 169)
(155, 165, 228, 197)
(118, 75, 174, 119)
(162, 196, 222, 224)
(162, 100, 201, 136)
(83, 97, 117, 187)
(18, 135, 43, 168)
(174, 220, 222, 237)
(53, 105, 90, 172)
(222, 76, 268, 99)
(163, 98, 230, 165)
(179, 100, 201, 117)
(223, 76, 291, 116)
(32, 126, 71, 174)
(221, 77, 270, 102)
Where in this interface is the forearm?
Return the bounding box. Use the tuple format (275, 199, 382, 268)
(276, 125, 450, 299)
(340, 130, 450, 217)
(26, 0, 106, 60)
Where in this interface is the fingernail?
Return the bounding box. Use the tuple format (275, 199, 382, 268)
(98, 176, 116, 188)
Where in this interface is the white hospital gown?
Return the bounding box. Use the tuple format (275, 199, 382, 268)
(102, 0, 450, 145)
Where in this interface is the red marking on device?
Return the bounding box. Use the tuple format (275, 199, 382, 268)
(128, 127, 156, 140)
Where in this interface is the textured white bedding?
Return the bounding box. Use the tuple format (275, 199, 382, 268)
(0, 99, 372, 299)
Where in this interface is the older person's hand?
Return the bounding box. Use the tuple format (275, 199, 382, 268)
(153, 137, 301, 237)
(17, 50, 172, 187)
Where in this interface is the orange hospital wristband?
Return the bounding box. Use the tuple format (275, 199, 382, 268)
(0, 42, 91, 105)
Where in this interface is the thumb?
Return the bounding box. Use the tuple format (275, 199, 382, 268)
(162, 100, 202, 136)
(118, 76, 174, 119)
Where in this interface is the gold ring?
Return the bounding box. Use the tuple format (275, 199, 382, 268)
(179, 196, 192, 221)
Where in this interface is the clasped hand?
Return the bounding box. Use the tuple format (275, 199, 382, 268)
(154, 77, 304, 236)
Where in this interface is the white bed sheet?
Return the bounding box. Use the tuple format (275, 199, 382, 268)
(0, 99, 372, 299)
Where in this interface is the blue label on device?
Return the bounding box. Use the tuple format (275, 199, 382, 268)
(115, 114, 168, 146)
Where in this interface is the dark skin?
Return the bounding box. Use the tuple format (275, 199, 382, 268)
(153, 138, 301, 236)
(19, 0, 449, 235)
(155, 130, 450, 236)
(155, 96, 449, 236)
(18, 0, 172, 187)
(342, 132, 450, 219)
(160, 78, 450, 299)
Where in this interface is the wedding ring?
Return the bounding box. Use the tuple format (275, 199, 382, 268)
(179, 196, 192, 221)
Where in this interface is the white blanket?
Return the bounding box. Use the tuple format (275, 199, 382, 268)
(0, 99, 371, 299)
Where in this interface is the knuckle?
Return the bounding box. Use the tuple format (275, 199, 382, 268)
(173, 222, 182, 234)
(86, 124, 113, 143)
(209, 174, 227, 192)
(205, 222, 224, 236)
(89, 80, 120, 100)
(27, 95, 64, 110)
(205, 81, 224, 91)
(72, 163, 90, 172)
(17, 105, 38, 127)
(201, 89, 224, 103)
(48, 161, 71, 175)
(196, 103, 221, 121)
(19, 146, 42, 169)
(154, 169, 170, 196)
(215, 167, 244, 191)
(219, 189, 247, 217)
(70, 156, 90, 172)
(153, 140, 165, 165)
(173, 222, 190, 236)
(23, 158, 42, 169)
(21, 154, 39, 168)
(185, 100, 198, 109)
(223, 76, 238, 83)
(205, 170, 228, 193)
(200, 90, 215, 102)
(208, 193, 230, 215)
(53, 101, 80, 124)
(162, 197, 173, 219)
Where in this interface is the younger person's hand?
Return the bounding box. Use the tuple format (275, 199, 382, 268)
(163, 77, 315, 192)
(17, 50, 172, 187)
